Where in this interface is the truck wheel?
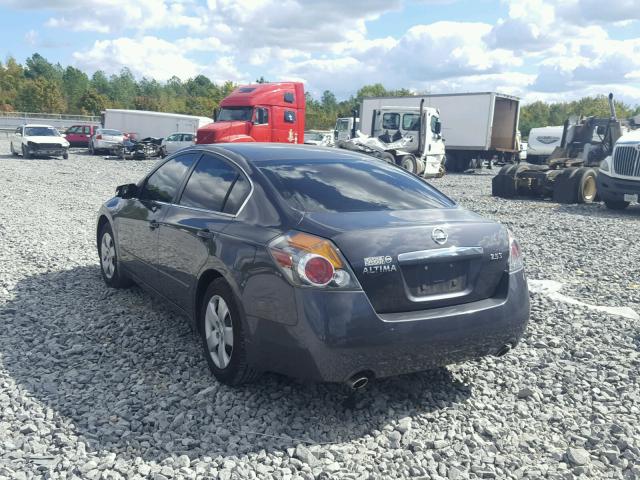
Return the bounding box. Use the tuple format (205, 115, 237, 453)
(415, 158, 426, 176)
(400, 154, 418, 174)
(379, 152, 395, 165)
(604, 200, 630, 210)
(552, 168, 580, 204)
(577, 168, 597, 204)
(491, 164, 525, 198)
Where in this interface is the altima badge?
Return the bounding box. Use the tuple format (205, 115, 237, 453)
(363, 255, 397, 274)
(432, 227, 448, 245)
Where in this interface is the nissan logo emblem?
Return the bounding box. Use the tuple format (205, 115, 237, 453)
(432, 227, 448, 245)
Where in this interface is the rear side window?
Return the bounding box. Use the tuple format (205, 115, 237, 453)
(223, 175, 251, 214)
(259, 158, 454, 213)
(179, 154, 248, 213)
(284, 111, 296, 123)
(140, 152, 200, 203)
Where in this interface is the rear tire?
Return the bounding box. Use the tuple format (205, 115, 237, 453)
(199, 279, 259, 386)
(379, 152, 395, 165)
(604, 200, 630, 210)
(552, 168, 580, 204)
(400, 154, 418, 174)
(98, 223, 133, 288)
(577, 168, 597, 204)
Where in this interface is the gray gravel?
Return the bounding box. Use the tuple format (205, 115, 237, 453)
(0, 139, 639, 480)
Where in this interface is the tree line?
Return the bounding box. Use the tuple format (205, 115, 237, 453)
(1, 53, 638, 137)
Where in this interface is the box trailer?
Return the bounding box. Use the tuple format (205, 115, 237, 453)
(103, 109, 213, 140)
(360, 92, 520, 171)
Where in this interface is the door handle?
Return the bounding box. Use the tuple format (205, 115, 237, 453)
(196, 228, 214, 239)
(149, 220, 160, 230)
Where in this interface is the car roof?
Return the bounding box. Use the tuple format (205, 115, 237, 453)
(22, 124, 56, 128)
(207, 143, 369, 164)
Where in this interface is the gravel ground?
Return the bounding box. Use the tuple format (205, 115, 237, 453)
(0, 138, 639, 480)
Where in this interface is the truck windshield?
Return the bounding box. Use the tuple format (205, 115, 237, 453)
(217, 107, 253, 122)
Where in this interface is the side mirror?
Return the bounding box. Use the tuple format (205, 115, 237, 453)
(116, 183, 138, 199)
(434, 121, 442, 135)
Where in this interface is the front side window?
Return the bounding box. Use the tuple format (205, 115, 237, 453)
(179, 154, 247, 213)
(403, 114, 420, 131)
(254, 108, 269, 125)
(140, 152, 199, 203)
(67, 126, 80, 134)
(166, 134, 179, 142)
(336, 119, 349, 132)
(217, 107, 253, 122)
(260, 158, 454, 213)
(382, 113, 400, 130)
(431, 115, 439, 133)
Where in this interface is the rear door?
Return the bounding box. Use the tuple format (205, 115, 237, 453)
(115, 152, 200, 287)
(156, 152, 252, 309)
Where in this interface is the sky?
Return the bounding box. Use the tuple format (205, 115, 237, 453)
(0, 0, 639, 104)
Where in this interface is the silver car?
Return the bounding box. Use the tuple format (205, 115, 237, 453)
(160, 132, 195, 157)
(89, 128, 126, 155)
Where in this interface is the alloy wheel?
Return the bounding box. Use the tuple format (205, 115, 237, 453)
(100, 232, 116, 279)
(204, 295, 234, 369)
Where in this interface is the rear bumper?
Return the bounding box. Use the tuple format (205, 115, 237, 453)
(244, 271, 529, 383)
(597, 171, 640, 201)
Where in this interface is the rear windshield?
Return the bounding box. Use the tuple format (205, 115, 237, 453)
(259, 158, 454, 212)
(99, 129, 122, 136)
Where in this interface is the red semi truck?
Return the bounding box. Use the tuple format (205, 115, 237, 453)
(196, 82, 305, 145)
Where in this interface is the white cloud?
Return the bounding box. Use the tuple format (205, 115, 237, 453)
(5, 0, 639, 104)
(73, 36, 204, 81)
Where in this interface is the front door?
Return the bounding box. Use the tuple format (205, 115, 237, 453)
(250, 107, 271, 142)
(115, 152, 200, 288)
(156, 152, 252, 309)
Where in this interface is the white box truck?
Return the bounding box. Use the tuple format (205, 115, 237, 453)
(359, 92, 520, 171)
(102, 109, 213, 140)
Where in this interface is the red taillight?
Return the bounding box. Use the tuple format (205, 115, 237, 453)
(268, 231, 360, 290)
(96, 134, 102, 140)
(508, 230, 524, 272)
(300, 254, 334, 286)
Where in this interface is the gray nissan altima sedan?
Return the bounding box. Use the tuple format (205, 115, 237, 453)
(96, 143, 529, 387)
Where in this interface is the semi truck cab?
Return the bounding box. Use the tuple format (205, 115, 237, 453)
(197, 82, 305, 145)
(597, 130, 640, 210)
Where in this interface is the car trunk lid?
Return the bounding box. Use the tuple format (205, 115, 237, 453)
(298, 209, 509, 313)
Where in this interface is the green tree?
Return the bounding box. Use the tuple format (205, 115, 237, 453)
(79, 89, 108, 115)
(15, 77, 66, 112)
(62, 66, 90, 113)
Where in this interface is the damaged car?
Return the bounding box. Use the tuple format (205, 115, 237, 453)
(96, 144, 530, 387)
(10, 124, 69, 159)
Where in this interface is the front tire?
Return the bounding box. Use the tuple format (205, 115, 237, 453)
(199, 279, 259, 386)
(63, 150, 69, 160)
(98, 223, 132, 288)
(89, 142, 95, 155)
(10, 142, 18, 156)
(22, 145, 30, 159)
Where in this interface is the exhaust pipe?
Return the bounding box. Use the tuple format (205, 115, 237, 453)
(347, 373, 370, 390)
(608, 92, 616, 120)
(495, 344, 512, 357)
(417, 98, 425, 157)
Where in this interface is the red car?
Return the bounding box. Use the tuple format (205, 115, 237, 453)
(65, 125, 98, 147)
